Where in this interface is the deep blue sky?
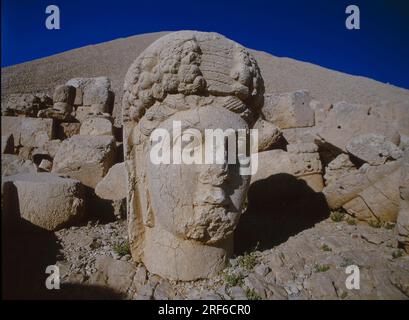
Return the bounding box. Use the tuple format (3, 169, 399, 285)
(2, 0, 409, 89)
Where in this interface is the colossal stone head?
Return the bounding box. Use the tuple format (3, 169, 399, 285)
(122, 31, 264, 280)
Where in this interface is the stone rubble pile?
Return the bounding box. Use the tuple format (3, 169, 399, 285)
(2, 76, 124, 230)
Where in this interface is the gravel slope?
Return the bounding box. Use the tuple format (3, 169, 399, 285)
(2, 31, 409, 107)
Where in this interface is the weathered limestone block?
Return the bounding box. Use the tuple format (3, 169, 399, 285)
(1, 154, 38, 177)
(57, 122, 81, 139)
(309, 99, 332, 126)
(122, 31, 264, 280)
(1, 93, 47, 117)
(36, 139, 61, 158)
(346, 134, 403, 165)
(1, 116, 54, 148)
(324, 153, 357, 186)
(317, 101, 400, 153)
(262, 90, 315, 129)
(2, 173, 85, 230)
(252, 143, 323, 192)
(73, 88, 83, 106)
(53, 85, 76, 104)
(52, 134, 117, 188)
(323, 161, 402, 223)
(80, 116, 113, 136)
(67, 77, 113, 113)
(281, 126, 319, 144)
(74, 106, 94, 123)
(1, 134, 14, 154)
(253, 118, 282, 152)
(95, 162, 126, 200)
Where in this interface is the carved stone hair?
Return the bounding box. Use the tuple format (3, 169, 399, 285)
(122, 31, 264, 149)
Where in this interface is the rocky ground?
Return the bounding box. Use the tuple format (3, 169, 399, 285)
(53, 216, 409, 300)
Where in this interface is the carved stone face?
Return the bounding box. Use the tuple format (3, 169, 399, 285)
(122, 31, 264, 280)
(144, 101, 251, 244)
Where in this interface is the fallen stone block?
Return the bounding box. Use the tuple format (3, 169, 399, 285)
(346, 134, 403, 166)
(323, 160, 402, 223)
(1, 154, 38, 177)
(53, 85, 76, 104)
(253, 118, 282, 152)
(317, 101, 400, 153)
(1, 93, 46, 117)
(1, 116, 54, 149)
(2, 173, 85, 230)
(67, 77, 113, 113)
(80, 116, 113, 136)
(324, 153, 357, 186)
(33, 139, 62, 162)
(262, 90, 315, 129)
(52, 134, 117, 188)
(95, 162, 126, 200)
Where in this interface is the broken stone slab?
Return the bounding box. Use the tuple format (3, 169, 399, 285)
(79, 116, 113, 136)
(53, 85, 76, 104)
(66, 77, 113, 113)
(323, 160, 402, 223)
(253, 117, 282, 152)
(281, 126, 320, 145)
(2, 173, 85, 231)
(317, 101, 400, 153)
(251, 143, 323, 192)
(262, 90, 315, 129)
(95, 162, 126, 201)
(52, 134, 117, 188)
(346, 134, 403, 166)
(1, 93, 48, 117)
(1, 134, 14, 154)
(1, 116, 54, 149)
(310, 99, 332, 126)
(1, 154, 38, 177)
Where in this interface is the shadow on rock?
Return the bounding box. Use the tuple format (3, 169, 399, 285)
(234, 173, 330, 255)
